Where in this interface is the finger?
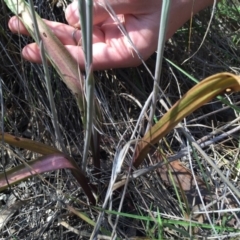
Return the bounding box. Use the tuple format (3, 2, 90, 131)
(65, 0, 142, 27)
(22, 43, 42, 63)
(66, 43, 143, 70)
(20, 24, 106, 64)
(21, 41, 142, 70)
(9, 16, 103, 46)
(44, 20, 105, 45)
(8, 16, 78, 44)
(8, 16, 29, 35)
(8, 16, 71, 40)
(21, 14, 157, 70)
(65, 1, 108, 27)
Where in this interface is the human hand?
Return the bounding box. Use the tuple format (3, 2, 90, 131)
(8, 0, 216, 70)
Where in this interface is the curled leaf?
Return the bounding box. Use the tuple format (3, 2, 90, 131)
(134, 72, 240, 167)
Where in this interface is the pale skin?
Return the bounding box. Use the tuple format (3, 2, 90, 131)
(8, 0, 217, 70)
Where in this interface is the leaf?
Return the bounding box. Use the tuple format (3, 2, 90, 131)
(0, 132, 61, 155)
(0, 133, 96, 204)
(0, 154, 75, 190)
(134, 72, 240, 167)
(0, 153, 96, 204)
(157, 159, 211, 204)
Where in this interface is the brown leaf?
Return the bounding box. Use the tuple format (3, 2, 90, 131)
(157, 159, 212, 204)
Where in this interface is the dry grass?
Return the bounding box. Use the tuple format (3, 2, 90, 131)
(0, 0, 240, 239)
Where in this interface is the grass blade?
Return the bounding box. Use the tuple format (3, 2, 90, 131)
(78, 0, 99, 172)
(148, 0, 171, 129)
(0, 132, 61, 155)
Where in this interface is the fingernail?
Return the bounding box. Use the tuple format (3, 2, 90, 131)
(8, 17, 18, 33)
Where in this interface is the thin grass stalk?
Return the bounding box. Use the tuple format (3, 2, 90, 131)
(0, 77, 7, 176)
(187, 141, 217, 234)
(182, 0, 218, 64)
(27, 0, 64, 151)
(191, 140, 240, 199)
(92, 207, 240, 232)
(78, 0, 100, 172)
(161, 152, 187, 214)
(147, 0, 171, 131)
(79, 0, 92, 170)
(78, 0, 87, 63)
(85, 0, 93, 68)
(28, 1, 66, 151)
(39, 41, 65, 151)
